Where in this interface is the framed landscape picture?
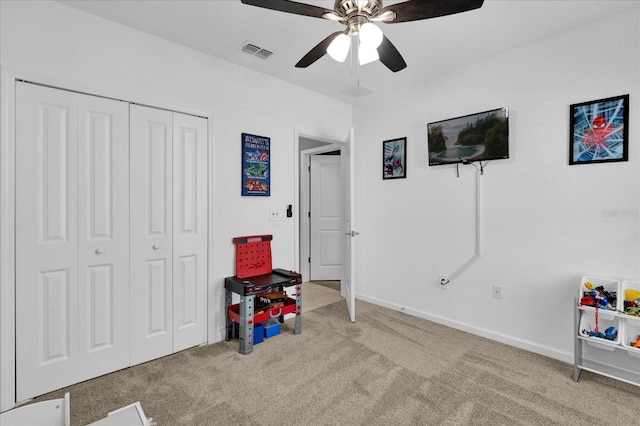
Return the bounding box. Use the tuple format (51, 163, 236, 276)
(383, 137, 406, 180)
(569, 94, 629, 165)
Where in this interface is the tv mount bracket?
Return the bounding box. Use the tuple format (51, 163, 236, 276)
(456, 159, 488, 177)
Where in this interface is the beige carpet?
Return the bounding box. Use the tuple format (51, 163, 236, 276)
(301, 281, 342, 312)
(29, 290, 639, 425)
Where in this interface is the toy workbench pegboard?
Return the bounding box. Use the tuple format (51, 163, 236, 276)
(233, 235, 273, 278)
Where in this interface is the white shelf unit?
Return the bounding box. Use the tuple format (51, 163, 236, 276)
(574, 277, 640, 387)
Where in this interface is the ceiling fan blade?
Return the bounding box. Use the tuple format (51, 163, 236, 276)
(382, 0, 484, 23)
(377, 35, 407, 72)
(240, 0, 332, 19)
(295, 31, 344, 68)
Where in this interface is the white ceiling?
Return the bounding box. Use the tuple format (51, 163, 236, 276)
(57, 0, 637, 104)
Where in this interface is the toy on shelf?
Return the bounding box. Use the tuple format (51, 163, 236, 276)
(585, 325, 618, 341)
(579, 282, 616, 310)
(623, 288, 640, 316)
(255, 291, 287, 315)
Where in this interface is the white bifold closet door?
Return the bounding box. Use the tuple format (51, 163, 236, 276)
(129, 105, 208, 365)
(15, 82, 130, 401)
(15, 83, 208, 401)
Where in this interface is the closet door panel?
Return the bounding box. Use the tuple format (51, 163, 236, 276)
(15, 83, 80, 401)
(130, 105, 173, 365)
(76, 95, 130, 380)
(172, 113, 208, 351)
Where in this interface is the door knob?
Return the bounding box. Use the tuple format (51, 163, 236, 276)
(95, 248, 104, 255)
(152, 244, 160, 250)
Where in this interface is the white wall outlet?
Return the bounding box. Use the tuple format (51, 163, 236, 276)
(439, 274, 449, 289)
(269, 208, 284, 221)
(493, 285, 502, 299)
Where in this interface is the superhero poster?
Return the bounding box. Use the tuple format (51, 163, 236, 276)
(569, 94, 629, 165)
(242, 133, 270, 196)
(382, 137, 406, 179)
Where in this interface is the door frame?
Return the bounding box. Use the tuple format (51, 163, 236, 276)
(293, 128, 343, 281)
(0, 72, 215, 411)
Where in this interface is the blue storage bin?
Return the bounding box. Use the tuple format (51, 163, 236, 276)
(234, 323, 264, 345)
(264, 319, 281, 338)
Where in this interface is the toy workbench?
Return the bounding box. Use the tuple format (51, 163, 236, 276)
(225, 235, 302, 355)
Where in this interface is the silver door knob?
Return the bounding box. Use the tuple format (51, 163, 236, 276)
(152, 244, 160, 250)
(95, 248, 104, 255)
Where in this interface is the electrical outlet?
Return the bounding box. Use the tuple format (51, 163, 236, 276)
(493, 285, 502, 299)
(439, 274, 449, 289)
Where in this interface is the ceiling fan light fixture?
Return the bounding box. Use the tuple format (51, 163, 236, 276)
(359, 22, 383, 48)
(327, 33, 351, 62)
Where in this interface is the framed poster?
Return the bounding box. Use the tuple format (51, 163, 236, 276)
(569, 94, 629, 165)
(383, 137, 406, 179)
(242, 133, 270, 196)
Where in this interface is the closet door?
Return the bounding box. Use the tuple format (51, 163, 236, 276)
(16, 83, 79, 401)
(76, 95, 130, 380)
(172, 112, 208, 352)
(15, 83, 129, 400)
(130, 105, 174, 365)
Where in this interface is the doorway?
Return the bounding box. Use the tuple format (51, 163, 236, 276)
(296, 136, 341, 283)
(294, 129, 357, 323)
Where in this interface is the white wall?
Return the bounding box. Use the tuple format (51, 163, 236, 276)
(0, 0, 351, 410)
(352, 7, 640, 362)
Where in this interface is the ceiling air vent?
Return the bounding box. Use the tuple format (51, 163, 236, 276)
(255, 49, 273, 60)
(240, 41, 274, 60)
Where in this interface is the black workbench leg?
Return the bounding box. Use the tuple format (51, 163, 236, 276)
(294, 284, 302, 335)
(239, 294, 255, 355)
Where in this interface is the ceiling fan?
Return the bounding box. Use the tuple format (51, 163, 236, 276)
(240, 0, 485, 72)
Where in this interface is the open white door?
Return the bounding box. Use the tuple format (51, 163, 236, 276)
(341, 128, 356, 322)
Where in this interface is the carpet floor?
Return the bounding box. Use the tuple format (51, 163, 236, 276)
(28, 290, 640, 425)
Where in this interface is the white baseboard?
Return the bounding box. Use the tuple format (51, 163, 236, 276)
(357, 294, 574, 365)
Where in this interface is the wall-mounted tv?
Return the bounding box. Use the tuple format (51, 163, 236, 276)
(427, 107, 509, 166)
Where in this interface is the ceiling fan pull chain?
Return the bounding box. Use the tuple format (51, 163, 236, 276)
(350, 38, 354, 77)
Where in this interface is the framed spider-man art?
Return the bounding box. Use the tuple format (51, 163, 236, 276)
(383, 137, 406, 179)
(569, 94, 629, 165)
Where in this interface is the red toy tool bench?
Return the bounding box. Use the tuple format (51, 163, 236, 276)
(225, 235, 302, 355)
